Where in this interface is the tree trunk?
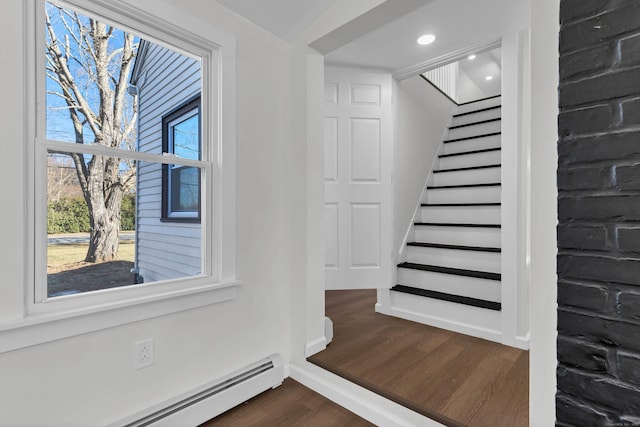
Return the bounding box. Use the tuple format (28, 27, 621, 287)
(85, 213, 121, 263)
(81, 154, 125, 263)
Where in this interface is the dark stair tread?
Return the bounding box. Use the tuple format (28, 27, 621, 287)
(434, 164, 501, 173)
(439, 147, 501, 158)
(427, 182, 501, 189)
(392, 285, 502, 311)
(449, 117, 501, 130)
(453, 105, 501, 118)
(414, 222, 501, 228)
(397, 262, 501, 280)
(457, 94, 501, 106)
(406, 242, 501, 253)
(444, 132, 501, 143)
(421, 202, 501, 207)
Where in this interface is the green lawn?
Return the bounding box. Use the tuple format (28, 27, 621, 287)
(48, 240, 135, 267)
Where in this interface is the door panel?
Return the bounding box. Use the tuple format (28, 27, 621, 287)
(324, 67, 392, 290)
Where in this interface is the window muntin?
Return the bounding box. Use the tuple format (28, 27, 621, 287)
(38, 0, 210, 303)
(162, 98, 201, 220)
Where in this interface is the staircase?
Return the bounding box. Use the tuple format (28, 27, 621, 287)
(389, 95, 503, 341)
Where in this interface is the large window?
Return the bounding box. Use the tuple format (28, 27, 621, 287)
(1, 0, 239, 351)
(162, 97, 201, 221)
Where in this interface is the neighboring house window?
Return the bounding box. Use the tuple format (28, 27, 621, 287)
(162, 97, 201, 221)
(0, 0, 238, 353)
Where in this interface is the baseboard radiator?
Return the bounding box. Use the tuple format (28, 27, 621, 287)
(110, 354, 284, 427)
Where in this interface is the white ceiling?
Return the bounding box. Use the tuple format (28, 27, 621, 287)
(215, 0, 528, 74)
(325, 0, 528, 72)
(457, 47, 502, 103)
(215, 0, 337, 41)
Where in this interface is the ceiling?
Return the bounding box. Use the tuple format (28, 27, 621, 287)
(456, 47, 502, 103)
(215, 0, 528, 74)
(325, 0, 528, 72)
(215, 0, 337, 41)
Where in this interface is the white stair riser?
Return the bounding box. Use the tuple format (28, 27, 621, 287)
(424, 186, 501, 204)
(442, 135, 501, 154)
(446, 120, 501, 140)
(438, 150, 501, 169)
(420, 205, 501, 224)
(413, 225, 501, 247)
(387, 292, 502, 340)
(397, 268, 501, 301)
(454, 97, 501, 115)
(451, 108, 501, 127)
(405, 246, 501, 273)
(432, 167, 501, 187)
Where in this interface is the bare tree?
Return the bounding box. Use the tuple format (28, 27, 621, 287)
(45, 5, 138, 262)
(47, 155, 81, 202)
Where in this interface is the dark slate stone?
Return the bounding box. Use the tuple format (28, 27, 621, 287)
(558, 281, 609, 311)
(560, 0, 609, 24)
(560, 68, 640, 108)
(556, 393, 613, 427)
(619, 415, 640, 426)
(557, 167, 611, 191)
(558, 335, 610, 372)
(559, 196, 640, 222)
(617, 227, 640, 253)
(558, 225, 608, 251)
(558, 310, 640, 351)
(557, 366, 640, 414)
(617, 291, 640, 321)
(560, 3, 640, 54)
(620, 33, 640, 67)
(560, 42, 614, 80)
(615, 164, 640, 190)
(621, 98, 640, 126)
(559, 104, 614, 137)
(558, 132, 640, 165)
(558, 254, 640, 285)
(618, 352, 640, 386)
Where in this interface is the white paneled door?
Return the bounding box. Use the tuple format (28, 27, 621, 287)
(324, 68, 392, 290)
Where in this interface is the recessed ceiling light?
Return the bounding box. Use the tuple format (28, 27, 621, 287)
(417, 34, 436, 45)
(485, 75, 494, 81)
(468, 54, 476, 60)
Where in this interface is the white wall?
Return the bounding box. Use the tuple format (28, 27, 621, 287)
(394, 75, 455, 255)
(529, 0, 559, 424)
(456, 69, 485, 104)
(0, 0, 293, 424)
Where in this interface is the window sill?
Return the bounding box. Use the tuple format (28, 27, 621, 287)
(0, 279, 241, 354)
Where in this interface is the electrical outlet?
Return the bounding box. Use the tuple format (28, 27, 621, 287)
(134, 338, 154, 370)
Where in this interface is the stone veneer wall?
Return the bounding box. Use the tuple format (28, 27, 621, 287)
(557, 0, 640, 425)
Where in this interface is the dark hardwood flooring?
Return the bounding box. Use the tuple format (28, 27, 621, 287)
(202, 378, 374, 426)
(308, 289, 529, 427)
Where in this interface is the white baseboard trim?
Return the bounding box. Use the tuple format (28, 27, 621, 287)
(376, 302, 503, 344)
(305, 336, 327, 357)
(108, 354, 284, 427)
(289, 362, 444, 427)
(515, 333, 530, 350)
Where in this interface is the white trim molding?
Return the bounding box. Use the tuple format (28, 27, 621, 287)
(393, 38, 502, 81)
(305, 336, 328, 357)
(289, 362, 444, 427)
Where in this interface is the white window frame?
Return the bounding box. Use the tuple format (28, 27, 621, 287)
(0, 0, 238, 354)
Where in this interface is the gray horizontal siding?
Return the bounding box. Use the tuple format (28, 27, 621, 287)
(135, 41, 202, 282)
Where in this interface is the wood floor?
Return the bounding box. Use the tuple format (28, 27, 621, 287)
(201, 378, 374, 426)
(308, 290, 529, 427)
